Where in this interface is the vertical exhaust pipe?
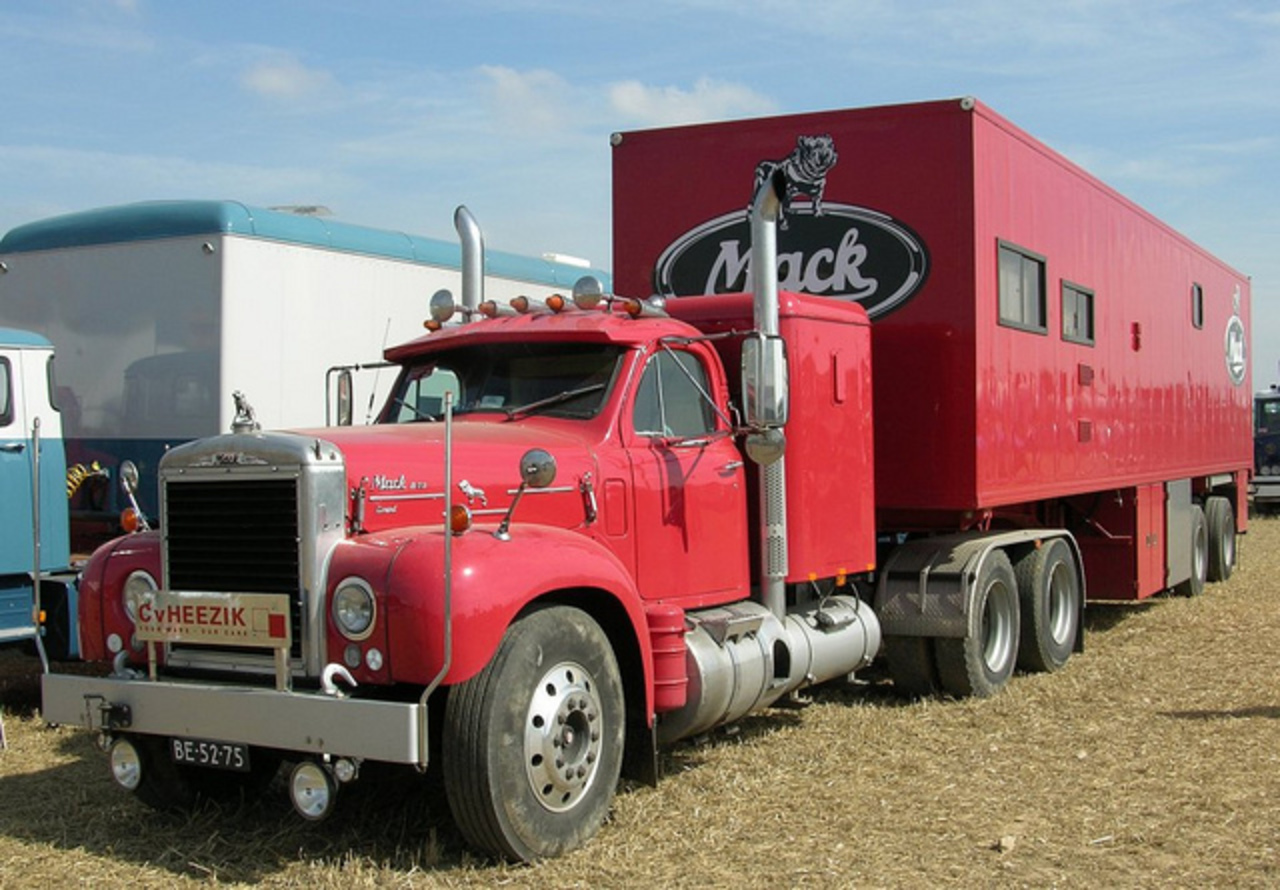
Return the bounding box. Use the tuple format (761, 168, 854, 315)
(750, 170, 788, 619)
(454, 206, 484, 318)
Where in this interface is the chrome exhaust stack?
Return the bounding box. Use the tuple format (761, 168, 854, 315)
(749, 170, 789, 620)
(454, 205, 484, 319)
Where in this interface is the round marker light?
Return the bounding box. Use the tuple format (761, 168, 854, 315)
(120, 506, 142, 533)
(332, 578, 375, 641)
(510, 295, 531, 313)
(122, 570, 157, 622)
(109, 738, 143, 791)
(290, 761, 337, 821)
(546, 293, 567, 312)
(479, 300, 499, 318)
(449, 503, 473, 535)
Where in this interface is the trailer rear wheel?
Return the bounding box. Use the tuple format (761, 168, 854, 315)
(1175, 504, 1209, 596)
(442, 605, 624, 862)
(1205, 496, 1236, 583)
(935, 551, 1019, 698)
(1014, 538, 1080, 673)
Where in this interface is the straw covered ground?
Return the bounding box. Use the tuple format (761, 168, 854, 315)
(1, 520, 1277, 888)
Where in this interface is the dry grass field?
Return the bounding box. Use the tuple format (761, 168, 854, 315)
(1, 520, 1277, 888)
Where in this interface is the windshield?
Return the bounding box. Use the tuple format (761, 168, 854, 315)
(1257, 397, 1280, 434)
(379, 342, 624, 423)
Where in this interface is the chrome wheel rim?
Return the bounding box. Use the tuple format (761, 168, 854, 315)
(524, 661, 604, 813)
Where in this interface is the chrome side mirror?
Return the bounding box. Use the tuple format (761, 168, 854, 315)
(336, 369, 354, 426)
(495, 448, 557, 540)
(741, 334, 789, 429)
(519, 448, 557, 488)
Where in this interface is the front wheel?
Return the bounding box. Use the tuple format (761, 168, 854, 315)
(442, 605, 625, 862)
(935, 550, 1020, 698)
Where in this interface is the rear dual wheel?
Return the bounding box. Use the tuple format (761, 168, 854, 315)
(935, 551, 1021, 698)
(885, 551, 1023, 699)
(1014, 538, 1081, 673)
(1205, 496, 1236, 583)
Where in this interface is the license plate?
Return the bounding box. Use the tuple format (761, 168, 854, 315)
(170, 737, 250, 772)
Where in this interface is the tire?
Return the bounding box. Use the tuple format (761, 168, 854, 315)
(1014, 538, 1081, 673)
(884, 635, 941, 698)
(442, 605, 625, 862)
(1205, 496, 1236, 583)
(1175, 504, 1209, 596)
(935, 550, 1020, 698)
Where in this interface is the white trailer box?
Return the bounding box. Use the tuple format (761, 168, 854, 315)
(0, 200, 605, 548)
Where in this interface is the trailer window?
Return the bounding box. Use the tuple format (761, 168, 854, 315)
(0, 358, 11, 427)
(1062, 282, 1094, 346)
(1191, 283, 1204, 329)
(998, 241, 1047, 333)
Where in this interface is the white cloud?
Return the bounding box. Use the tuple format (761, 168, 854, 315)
(479, 65, 576, 131)
(240, 57, 335, 100)
(608, 77, 776, 126)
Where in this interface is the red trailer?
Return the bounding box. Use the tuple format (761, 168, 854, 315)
(612, 96, 1251, 606)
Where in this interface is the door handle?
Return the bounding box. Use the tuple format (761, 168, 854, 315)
(0, 442, 26, 453)
(721, 460, 744, 472)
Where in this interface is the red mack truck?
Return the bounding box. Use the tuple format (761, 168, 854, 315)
(42, 98, 1251, 862)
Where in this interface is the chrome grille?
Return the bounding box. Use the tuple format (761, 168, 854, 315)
(165, 477, 303, 656)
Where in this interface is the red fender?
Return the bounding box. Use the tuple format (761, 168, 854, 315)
(369, 525, 653, 710)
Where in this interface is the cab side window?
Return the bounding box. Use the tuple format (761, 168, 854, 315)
(0, 358, 12, 427)
(633, 351, 716, 438)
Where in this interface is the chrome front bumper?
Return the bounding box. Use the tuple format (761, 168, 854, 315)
(42, 673, 426, 766)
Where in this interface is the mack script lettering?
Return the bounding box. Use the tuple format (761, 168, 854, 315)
(706, 228, 877, 298)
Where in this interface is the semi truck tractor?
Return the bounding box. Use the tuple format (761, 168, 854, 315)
(0, 201, 606, 551)
(41, 98, 1251, 862)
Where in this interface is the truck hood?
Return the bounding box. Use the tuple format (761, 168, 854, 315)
(303, 420, 597, 534)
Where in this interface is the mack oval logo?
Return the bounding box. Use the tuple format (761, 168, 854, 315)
(653, 203, 929, 319)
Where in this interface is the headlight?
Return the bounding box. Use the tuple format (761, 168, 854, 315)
(332, 578, 376, 640)
(122, 571, 157, 621)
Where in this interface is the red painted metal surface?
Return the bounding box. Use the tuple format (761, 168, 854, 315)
(668, 292, 877, 582)
(611, 98, 1252, 527)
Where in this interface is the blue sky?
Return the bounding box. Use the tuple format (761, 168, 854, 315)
(2, 0, 1277, 382)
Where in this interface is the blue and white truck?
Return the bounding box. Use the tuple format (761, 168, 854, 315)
(0, 327, 79, 660)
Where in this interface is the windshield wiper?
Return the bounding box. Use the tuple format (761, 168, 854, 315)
(389, 397, 437, 422)
(504, 383, 606, 421)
